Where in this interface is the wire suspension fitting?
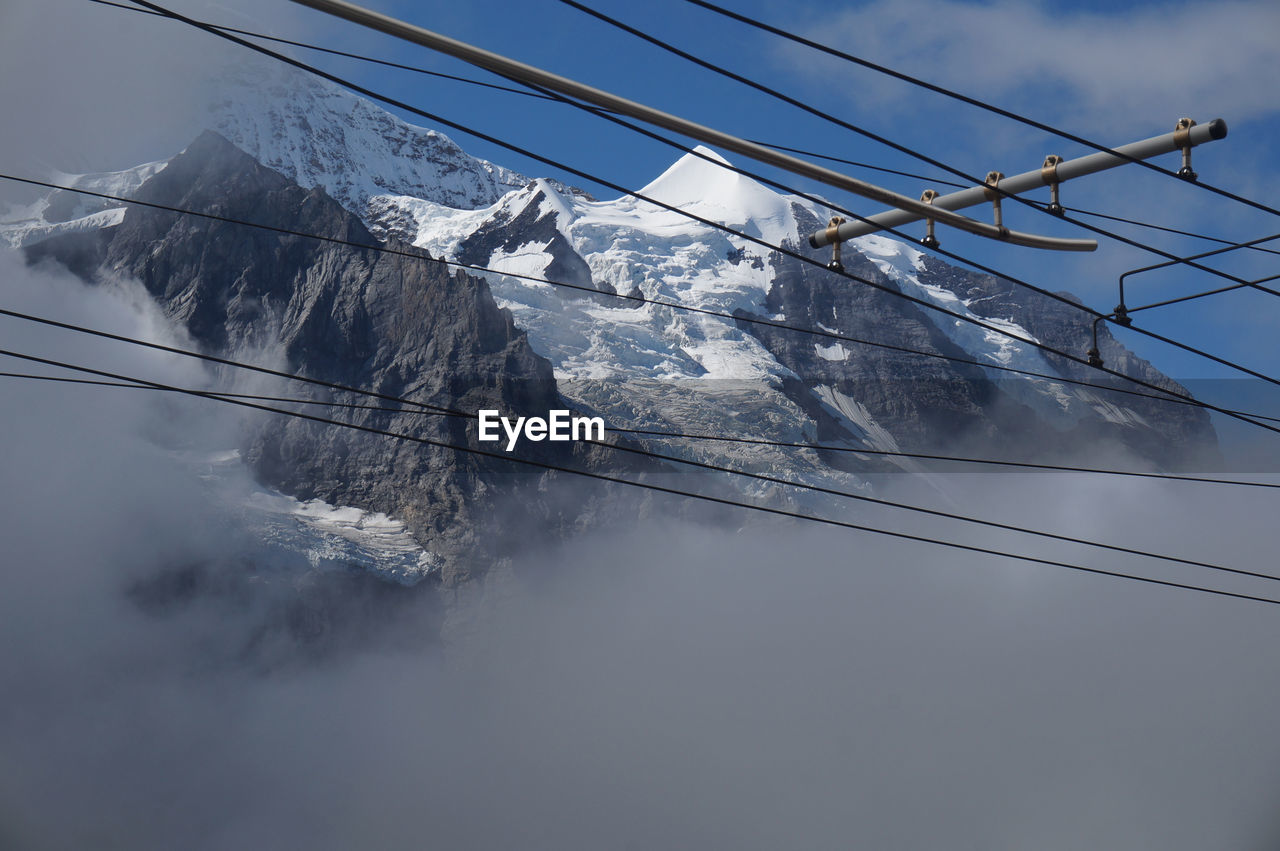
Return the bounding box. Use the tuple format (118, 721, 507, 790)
(984, 171, 1007, 235)
(1088, 315, 1106, 368)
(1174, 117, 1198, 181)
(814, 118, 1226, 245)
(826, 216, 846, 272)
(920, 189, 940, 248)
(1041, 154, 1064, 216)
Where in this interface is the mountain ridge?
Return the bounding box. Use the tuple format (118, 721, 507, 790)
(2, 69, 1220, 582)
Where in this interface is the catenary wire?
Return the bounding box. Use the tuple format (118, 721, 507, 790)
(6, 369, 1280, 490)
(1129, 272, 1280, 315)
(0, 355, 1265, 578)
(83, 0, 562, 102)
(87, 0, 1280, 260)
(678, 0, 1280, 220)
(556, 0, 1280, 318)
(5, 346, 1279, 608)
(421, 19, 1280, 412)
(127, 0, 1280, 441)
(8, 172, 1280, 436)
(98, 0, 1280, 395)
(15, 1, 1274, 604)
(1119, 234, 1280, 312)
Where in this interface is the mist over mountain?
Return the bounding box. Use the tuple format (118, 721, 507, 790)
(4, 68, 1217, 587)
(4, 37, 1280, 851)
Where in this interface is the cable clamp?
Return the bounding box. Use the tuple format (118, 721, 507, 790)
(825, 216, 846, 272)
(1041, 155, 1064, 216)
(919, 189, 940, 249)
(983, 171, 1008, 235)
(1087, 316, 1106, 368)
(1174, 117, 1198, 181)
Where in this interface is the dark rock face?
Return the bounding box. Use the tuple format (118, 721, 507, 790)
(455, 184, 614, 298)
(731, 205, 1216, 467)
(25, 131, 635, 583)
(914, 256, 1217, 466)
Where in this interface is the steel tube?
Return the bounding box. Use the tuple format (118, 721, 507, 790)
(290, 0, 1097, 252)
(811, 120, 1228, 247)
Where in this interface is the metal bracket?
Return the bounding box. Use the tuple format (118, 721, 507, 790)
(983, 171, 1007, 234)
(1174, 117, 1198, 180)
(919, 189, 940, 249)
(811, 117, 1225, 250)
(825, 216, 846, 272)
(1088, 316, 1106, 368)
(1041, 155, 1064, 215)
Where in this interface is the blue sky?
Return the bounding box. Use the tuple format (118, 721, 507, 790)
(5, 0, 1280, 441)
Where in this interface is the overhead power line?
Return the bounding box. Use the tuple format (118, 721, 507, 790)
(7, 369, 1280, 491)
(85, 0, 561, 102)
(95, 0, 1280, 410)
(91, 0, 1276, 258)
(1120, 234, 1280, 315)
(4, 346, 1279, 609)
(553, 0, 1280, 343)
(678, 0, 1280, 221)
(499, 1, 1280, 433)
(0, 352, 1262, 579)
(280, 0, 1097, 252)
(9, 172, 1280, 437)
(550, 0, 1243, 261)
(1025, 200, 1280, 256)
(141, 0, 1280, 433)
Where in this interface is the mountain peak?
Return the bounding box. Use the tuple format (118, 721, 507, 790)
(208, 62, 530, 216)
(637, 145, 797, 244)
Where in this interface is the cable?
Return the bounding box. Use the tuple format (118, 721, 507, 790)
(103, 0, 1280, 406)
(84, 0, 563, 103)
(27, 0, 1279, 607)
(1127, 271, 1280, 315)
(47, 1, 1280, 438)
(556, 0, 1280, 351)
(89, 0, 1280, 261)
(10, 173, 1280, 436)
(540, 0, 1280, 412)
(7, 368, 1280, 491)
(1120, 234, 1280, 313)
(678, 0, 1280, 220)
(6, 346, 1279, 608)
(1129, 272, 1280, 315)
(0, 371, 459, 415)
(1030, 201, 1280, 257)
(1, 353, 1265, 579)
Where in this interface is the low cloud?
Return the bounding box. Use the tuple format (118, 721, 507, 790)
(784, 0, 1280, 134)
(2, 247, 1279, 850)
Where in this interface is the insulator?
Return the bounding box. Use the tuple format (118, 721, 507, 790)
(919, 189, 940, 249)
(825, 216, 846, 273)
(1174, 118, 1198, 181)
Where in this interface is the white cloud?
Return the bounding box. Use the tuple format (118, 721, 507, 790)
(792, 0, 1280, 132)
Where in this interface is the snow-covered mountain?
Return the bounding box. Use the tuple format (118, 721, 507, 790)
(211, 64, 532, 218)
(2, 67, 1217, 580)
(358, 140, 1212, 475)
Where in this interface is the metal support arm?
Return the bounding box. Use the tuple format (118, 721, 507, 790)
(811, 118, 1228, 248)
(290, 0, 1096, 252)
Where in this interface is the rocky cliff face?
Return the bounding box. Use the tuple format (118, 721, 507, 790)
(366, 144, 1216, 478)
(732, 204, 1216, 468)
(914, 256, 1216, 465)
(23, 131, 635, 584)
